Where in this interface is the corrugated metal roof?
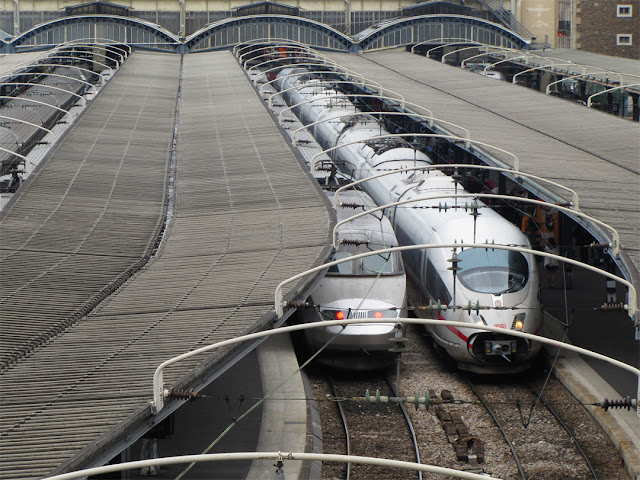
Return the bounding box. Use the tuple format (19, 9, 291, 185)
(0, 50, 332, 479)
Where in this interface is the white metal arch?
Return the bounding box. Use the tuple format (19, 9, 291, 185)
(259, 68, 371, 95)
(0, 115, 52, 136)
(587, 83, 640, 107)
(54, 48, 122, 68)
(1, 63, 106, 85)
(35, 55, 113, 78)
(248, 54, 340, 75)
(44, 452, 495, 480)
(309, 133, 519, 172)
(0, 145, 30, 167)
(0, 72, 97, 94)
(241, 47, 315, 68)
(278, 93, 415, 125)
(291, 111, 471, 147)
(544, 66, 639, 94)
(0, 96, 73, 122)
(331, 193, 619, 256)
(235, 38, 314, 59)
(238, 43, 321, 65)
(0, 82, 86, 107)
(270, 79, 398, 108)
(332, 164, 580, 211)
(273, 244, 637, 320)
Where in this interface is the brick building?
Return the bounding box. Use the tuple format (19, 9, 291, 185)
(576, 0, 640, 58)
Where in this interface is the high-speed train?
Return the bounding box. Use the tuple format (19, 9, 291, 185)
(301, 189, 407, 370)
(274, 67, 543, 373)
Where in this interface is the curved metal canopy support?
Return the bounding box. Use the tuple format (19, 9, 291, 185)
(356, 15, 531, 52)
(0, 96, 73, 122)
(185, 15, 354, 52)
(0, 115, 53, 136)
(0, 72, 97, 94)
(234, 38, 314, 58)
(0, 83, 86, 107)
(35, 55, 113, 78)
(237, 42, 313, 65)
(1, 63, 106, 85)
(10, 15, 180, 51)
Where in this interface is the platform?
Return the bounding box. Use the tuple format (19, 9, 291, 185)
(0, 51, 332, 479)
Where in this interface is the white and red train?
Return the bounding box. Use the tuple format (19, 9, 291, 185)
(275, 66, 543, 373)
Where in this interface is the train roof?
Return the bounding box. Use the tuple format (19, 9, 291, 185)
(328, 189, 399, 248)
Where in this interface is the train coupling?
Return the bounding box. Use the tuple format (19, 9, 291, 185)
(484, 340, 517, 362)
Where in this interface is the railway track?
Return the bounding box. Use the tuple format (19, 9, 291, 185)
(465, 374, 599, 479)
(309, 370, 423, 480)
(303, 325, 630, 479)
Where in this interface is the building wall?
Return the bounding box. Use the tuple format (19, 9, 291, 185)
(519, 0, 558, 47)
(576, 0, 640, 58)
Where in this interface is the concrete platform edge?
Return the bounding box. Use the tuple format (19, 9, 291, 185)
(549, 350, 640, 480)
(246, 334, 309, 480)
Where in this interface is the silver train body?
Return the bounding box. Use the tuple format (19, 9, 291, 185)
(276, 68, 543, 373)
(301, 189, 407, 370)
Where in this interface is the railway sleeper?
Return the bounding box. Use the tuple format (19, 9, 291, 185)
(435, 401, 485, 465)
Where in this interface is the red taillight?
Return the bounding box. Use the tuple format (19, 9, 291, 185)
(374, 311, 383, 319)
(335, 311, 345, 320)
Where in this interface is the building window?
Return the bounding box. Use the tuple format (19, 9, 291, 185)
(616, 34, 633, 45)
(617, 5, 632, 16)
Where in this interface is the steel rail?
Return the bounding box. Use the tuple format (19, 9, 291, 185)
(410, 39, 481, 56)
(529, 385, 599, 480)
(329, 377, 353, 480)
(464, 376, 526, 480)
(386, 375, 423, 480)
(259, 69, 364, 96)
(512, 63, 586, 84)
(54, 48, 121, 68)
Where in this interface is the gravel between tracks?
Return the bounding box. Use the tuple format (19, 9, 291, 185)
(306, 324, 630, 479)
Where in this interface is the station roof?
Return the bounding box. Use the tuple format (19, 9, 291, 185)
(325, 49, 639, 292)
(0, 50, 332, 478)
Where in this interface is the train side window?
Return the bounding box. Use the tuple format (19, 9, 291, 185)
(426, 257, 452, 304)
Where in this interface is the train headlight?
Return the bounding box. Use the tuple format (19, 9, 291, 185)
(512, 313, 526, 331)
(321, 309, 346, 320)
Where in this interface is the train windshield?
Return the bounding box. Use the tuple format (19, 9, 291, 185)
(456, 249, 529, 294)
(328, 251, 399, 275)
